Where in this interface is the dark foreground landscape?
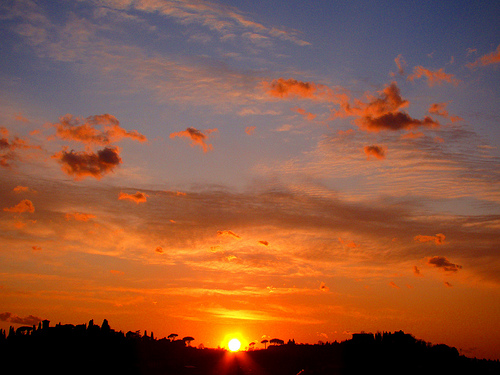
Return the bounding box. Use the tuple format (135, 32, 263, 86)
(1, 319, 498, 375)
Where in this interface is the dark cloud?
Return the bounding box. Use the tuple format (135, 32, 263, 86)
(0, 312, 42, 325)
(0, 127, 40, 168)
(264, 78, 317, 99)
(364, 145, 386, 160)
(53, 147, 122, 179)
(359, 112, 439, 132)
(427, 256, 462, 272)
(334, 82, 440, 132)
(170, 127, 217, 152)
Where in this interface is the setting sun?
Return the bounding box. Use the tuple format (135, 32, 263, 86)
(228, 338, 241, 352)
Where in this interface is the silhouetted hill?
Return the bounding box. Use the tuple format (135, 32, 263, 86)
(1, 320, 498, 375)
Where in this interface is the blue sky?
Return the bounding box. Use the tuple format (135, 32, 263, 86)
(0, 0, 499, 359)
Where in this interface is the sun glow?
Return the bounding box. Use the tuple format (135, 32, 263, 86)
(228, 338, 241, 352)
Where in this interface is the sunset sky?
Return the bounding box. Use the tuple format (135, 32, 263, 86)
(1, 0, 499, 359)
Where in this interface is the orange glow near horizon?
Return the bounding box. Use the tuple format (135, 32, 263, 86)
(0, 0, 499, 363)
(221, 332, 249, 351)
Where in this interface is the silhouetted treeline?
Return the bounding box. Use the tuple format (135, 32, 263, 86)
(1, 320, 498, 375)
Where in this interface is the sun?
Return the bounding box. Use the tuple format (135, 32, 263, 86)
(228, 338, 241, 352)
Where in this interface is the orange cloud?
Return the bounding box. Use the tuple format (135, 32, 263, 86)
(52, 147, 122, 179)
(52, 114, 147, 147)
(264, 78, 317, 99)
(389, 281, 400, 289)
(65, 212, 96, 222)
(391, 54, 407, 76)
(319, 282, 329, 292)
(401, 131, 425, 139)
(407, 66, 460, 86)
(170, 127, 217, 152)
(13, 186, 35, 194)
(217, 230, 241, 239)
(245, 126, 256, 135)
(427, 256, 462, 272)
(291, 106, 316, 120)
(0, 127, 40, 168)
(32, 246, 42, 251)
(428, 102, 462, 123)
(414, 233, 446, 245)
(364, 145, 386, 160)
(467, 44, 500, 68)
(258, 240, 269, 246)
(155, 246, 164, 254)
(333, 82, 440, 132)
(3, 199, 35, 213)
(118, 191, 148, 204)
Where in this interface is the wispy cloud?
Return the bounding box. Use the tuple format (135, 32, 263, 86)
(467, 44, 500, 69)
(407, 66, 460, 86)
(414, 233, 446, 245)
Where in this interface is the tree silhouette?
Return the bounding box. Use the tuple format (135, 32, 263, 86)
(182, 336, 195, 346)
(270, 338, 284, 346)
(167, 333, 178, 341)
(249, 342, 255, 350)
(261, 339, 269, 349)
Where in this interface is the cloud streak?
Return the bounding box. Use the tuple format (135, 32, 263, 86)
(467, 44, 500, 68)
(118, 191, 148, 204)
(407, 66, 460, 86)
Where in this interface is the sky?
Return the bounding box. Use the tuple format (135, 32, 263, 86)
(1, 0, 499, 360)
